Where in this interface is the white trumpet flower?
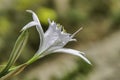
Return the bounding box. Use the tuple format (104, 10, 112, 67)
(21, 10, 91, 64)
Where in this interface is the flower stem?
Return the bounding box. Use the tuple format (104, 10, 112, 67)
(26, 55, 40, 65)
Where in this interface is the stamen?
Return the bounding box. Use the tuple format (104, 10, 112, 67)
(71, 27, 83, 38)
(26, 10, 33, 13)
(48, 18, 51, 24)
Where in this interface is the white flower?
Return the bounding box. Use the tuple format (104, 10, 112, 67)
(21, 10, 91, 64)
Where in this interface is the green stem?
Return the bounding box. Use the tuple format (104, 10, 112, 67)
(26, 55, 40, 65)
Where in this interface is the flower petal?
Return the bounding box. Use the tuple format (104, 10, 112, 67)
(26, 10, 45, 51)
(21, 21, 38, 31)
(44, 20, 74, 51)
(26, 10, 40, 23)
(26, 10, 44, 34)
(53, 48, 91, 64)
(44, 21, 60, 49)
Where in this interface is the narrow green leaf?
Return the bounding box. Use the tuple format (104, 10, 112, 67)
(0, 30, 29, 77)
(0, 64, 27, 80)
(0, 65, 6, 73)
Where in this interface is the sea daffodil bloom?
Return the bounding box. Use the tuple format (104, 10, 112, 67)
(21, 10, 91, 65)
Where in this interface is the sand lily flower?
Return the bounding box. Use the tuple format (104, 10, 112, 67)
(21, 10, 91, 65)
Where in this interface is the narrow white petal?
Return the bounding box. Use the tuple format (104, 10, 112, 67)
(26, 10, 45, 51)
(54, 48, 91, 64)
(36, 25, 45, 51)
(26, 10, 44, 35)
(21, 21, 38, 31)
(26, 10, 40, 23)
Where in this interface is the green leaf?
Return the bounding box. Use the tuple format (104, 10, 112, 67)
(0, 30, 29, 77)
(0, 65, 6, 73)
(0, 64, 27, 80)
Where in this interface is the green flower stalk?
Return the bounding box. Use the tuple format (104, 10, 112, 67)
(22, 10, 91, 65)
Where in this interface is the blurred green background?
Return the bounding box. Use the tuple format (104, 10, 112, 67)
(0, 0, 120, 80)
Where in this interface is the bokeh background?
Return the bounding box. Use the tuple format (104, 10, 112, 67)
(0, 0, 120, 80)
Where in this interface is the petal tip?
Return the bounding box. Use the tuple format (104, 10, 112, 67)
(87, 61, 92, 65)
(26, 10, 33, 13)
(20, 27, 28, 32)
